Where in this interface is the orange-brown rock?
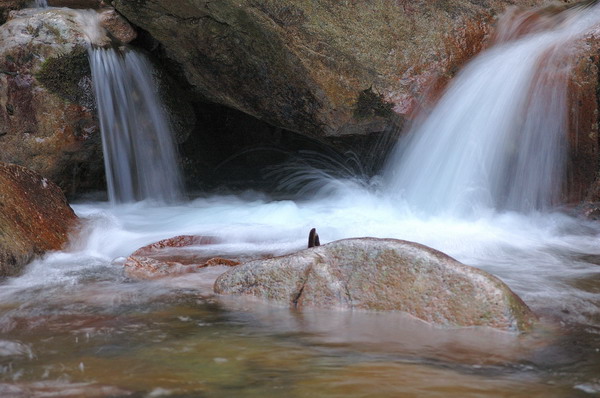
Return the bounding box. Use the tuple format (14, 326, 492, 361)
(124, 235, 240, 280)
(0, 162, 78, 276)
(570, 28, 600, 203)
(99, 8, 137, 44)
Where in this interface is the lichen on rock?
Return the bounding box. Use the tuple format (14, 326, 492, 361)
(353, 88, 394, 121)
(35, 48, 93, 107)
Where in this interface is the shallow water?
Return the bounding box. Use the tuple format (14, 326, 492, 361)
(1, 188, 599, 397)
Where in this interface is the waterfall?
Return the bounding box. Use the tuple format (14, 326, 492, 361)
(33, 0, 48, 7)
(384, 5, 600, 216)
(88, 48, 184, 203)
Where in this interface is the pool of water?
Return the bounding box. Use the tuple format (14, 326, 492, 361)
(0, 190, 599, 397)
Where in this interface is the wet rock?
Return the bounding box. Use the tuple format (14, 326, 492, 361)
(124, 235, 240, 280)
(112, 0, 572, 140)
(99, 8, 136, 44)
(214, 238, 536, 332)
(0, 8, 106, 195)
(0, 162, 78, 277)
(0, 0, 28, 25)
(47, 0, 106, 8)
(571, 27, 600, 203)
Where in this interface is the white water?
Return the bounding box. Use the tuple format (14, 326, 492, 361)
(385, 5, 600, 217)
(89, 48, 183, 204)
(0, 190, 597, 328)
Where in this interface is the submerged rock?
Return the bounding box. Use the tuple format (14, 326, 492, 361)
(0, 162, 78, 277)
(214, 238, 536, 332)
(124, 235, 240, 280)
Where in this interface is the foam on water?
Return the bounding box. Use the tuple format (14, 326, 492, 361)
(1, 183, 597, 327)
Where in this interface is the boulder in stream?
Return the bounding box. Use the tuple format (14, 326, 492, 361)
(124, 235, 240, 280)
(0, 162, 78, 277)
(214, 238, 537, 332)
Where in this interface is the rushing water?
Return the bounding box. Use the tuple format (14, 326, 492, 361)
(385, 5, 600, 216)
(89, 48, 183, 204)
(1, 4, 600, 398)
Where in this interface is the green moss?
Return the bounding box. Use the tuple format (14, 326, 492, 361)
(353, 88, 394, 120)
(35, 48, 91, 104)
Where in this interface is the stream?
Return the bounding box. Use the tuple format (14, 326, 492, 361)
(0, 189, 599, 397)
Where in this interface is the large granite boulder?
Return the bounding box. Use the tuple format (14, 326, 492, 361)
(0, 7, 137, 196)
(215, 238, 536, 332)
(111, 0, 600, 202)
(0, 8, 103, 195)
(0, 162, 78, 277)
(112, 0, 575, 139)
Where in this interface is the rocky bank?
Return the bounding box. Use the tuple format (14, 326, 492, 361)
(0, 162, 78, 276)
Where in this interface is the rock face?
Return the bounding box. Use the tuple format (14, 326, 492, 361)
(570, 27, 600, 203)
(0, 162, 78, 277)
(0, 7, 192, 197)
(215, 238, 536, 332)
(0, 8, 104, 195)
(112, 0, 572, 139)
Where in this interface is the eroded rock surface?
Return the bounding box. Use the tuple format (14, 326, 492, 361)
(124, 235, 240, 279)
(215, 238, 536, 332)
(0, 162, 78, 276)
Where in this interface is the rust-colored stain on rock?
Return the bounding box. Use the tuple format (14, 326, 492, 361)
(0, 162, 78, 276)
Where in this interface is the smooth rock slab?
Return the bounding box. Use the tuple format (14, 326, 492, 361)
(124, 235, 240, 280)
(214, 238, 536, 332)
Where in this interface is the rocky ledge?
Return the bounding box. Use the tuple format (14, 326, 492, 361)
(124, 235, 239, 280)
(214, 238, 536, 332)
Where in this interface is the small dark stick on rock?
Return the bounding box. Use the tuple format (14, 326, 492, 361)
(308, 228, 320, 248)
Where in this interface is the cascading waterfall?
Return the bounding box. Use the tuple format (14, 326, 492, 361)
(33, 0, 48, 7)
(384, 5, 600, 216)
(88, 48, 184, 203)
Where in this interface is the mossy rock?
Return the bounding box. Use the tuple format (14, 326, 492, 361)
(35, 48, 94, 107)
(353, 88, 394, 120)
